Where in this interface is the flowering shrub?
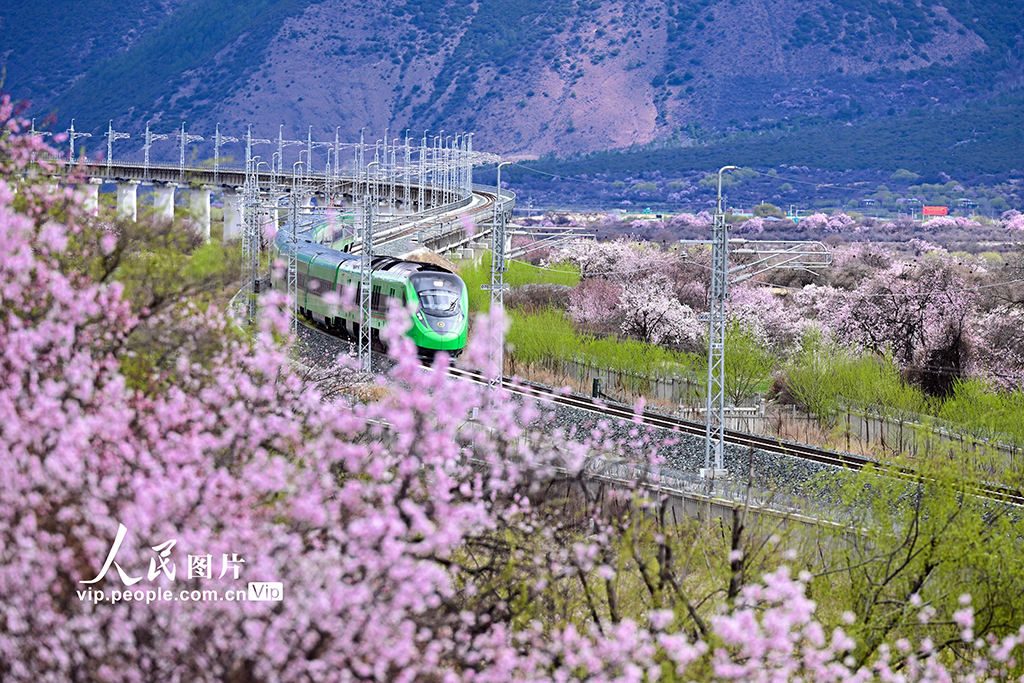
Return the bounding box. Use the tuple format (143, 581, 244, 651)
(0, 109, 565, 681)
(1001, 210, 1024, 232)
(922, 215, 982, 230)
(972, 305, 1024, 389)
(5, 104, 1024, 682)
(545, 237, 670, 280)
(729, 283, 813, 355)
(568, 276, 624, 328)
(619, 275, 703, 347)
(800, 212, 856, 233)
(823, 261, 977, 395)
(667, 211, 713, 228)
(735, 216, 765, 234)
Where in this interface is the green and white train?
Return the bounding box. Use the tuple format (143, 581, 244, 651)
(271, 220, 469, 355)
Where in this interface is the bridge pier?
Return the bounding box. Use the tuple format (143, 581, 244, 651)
(222, 189, 242, 241)
(152, 183, 178, 223)
(116, 181, 140, 222)
(190, 186, 212, 241)
(82, 179, 102, 215)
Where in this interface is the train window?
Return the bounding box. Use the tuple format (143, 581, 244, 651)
(415, 289, 460, 317)
(411, 273, 462, 317)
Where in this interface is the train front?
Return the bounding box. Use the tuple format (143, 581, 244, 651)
(407, 271, 469, 355)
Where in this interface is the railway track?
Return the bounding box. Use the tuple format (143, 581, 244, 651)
(291, 266, 1024, 510)
(446, 365, 1024, 508)
(349, 188, 500, 256)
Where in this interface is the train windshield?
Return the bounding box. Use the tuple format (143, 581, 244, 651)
(412, 273, 463, 318)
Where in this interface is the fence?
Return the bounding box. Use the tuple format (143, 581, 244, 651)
(519, 356, 1021, 465)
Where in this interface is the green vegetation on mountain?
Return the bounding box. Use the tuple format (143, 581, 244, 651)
(511, 92, 1024, 179)
(48, 0, 323, 127)
(403, 0, 578, 126)
(4, 0, 1022, 167)
(0, 0, 182, 106)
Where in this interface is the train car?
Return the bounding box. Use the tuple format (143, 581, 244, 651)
(271, 220, 469, 355)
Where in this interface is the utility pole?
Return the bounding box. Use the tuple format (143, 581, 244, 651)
(244, 126, 272, 168)
(177, 123, 204, 181)
(484, 161, 513, 390)
(358, 161, 379, 373)
(30, 119, 52, 142)
(65, 119, 92, 164)
(690, 166, 831, 478)
(305, 126, 331, 180)
(143, 122, 171, 180)
(703, 166, 738, 478)
(242, 156, 265, 323)
(277, 125, 303, 174)
(105, 121, 130, 176)
(287, 161, 304, 335)
(214, 124, 239, 186)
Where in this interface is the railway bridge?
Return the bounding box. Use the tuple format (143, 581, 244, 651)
(37, 123, 514, 256)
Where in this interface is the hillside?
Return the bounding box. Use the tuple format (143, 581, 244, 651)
(2, 0, 1022, 166)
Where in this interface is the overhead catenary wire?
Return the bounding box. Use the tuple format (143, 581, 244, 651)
(500, 248, 1024, 300)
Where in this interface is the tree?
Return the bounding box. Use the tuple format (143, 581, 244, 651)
(5, 101, 1024, 683)
(545, 237, 670, 281)
(811, 459, 1024, 670)
(827, 261, 976, 395)
(752, 202, 784, 218)
(723, 321, 775, 405)
(728, 283, 810, 357)
(619, 275, 703, 348)
(567, 276, 624, 331)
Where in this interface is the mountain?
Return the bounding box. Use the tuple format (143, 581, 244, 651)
(2, 0, 1022, 167)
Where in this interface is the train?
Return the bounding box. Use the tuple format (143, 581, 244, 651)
(270, 217, 470, 355)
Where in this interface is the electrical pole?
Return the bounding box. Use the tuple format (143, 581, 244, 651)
(684, 166, 831, 478)
(177, 123, 204, 181)
(214, 124, 239, 186)
(277, 125, 303, 174)
(143, 122, 171, 180)
(287, 161, 305, 335)
(30, 119, 52, 142)
(65, 119, 92, 164)
(242, 156, 265, 323)
(105, 121, 130, 176)
(358, 161, 379, 373)
(703, 166, 738, 477)
(485, 161, 513, 391)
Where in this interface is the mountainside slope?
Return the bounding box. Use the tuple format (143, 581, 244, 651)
(2, 0, 1022, 162)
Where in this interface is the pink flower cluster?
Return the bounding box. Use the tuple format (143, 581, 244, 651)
(668, 211, 713, 228)
(1001, 210, 1024, 232)
(4, 106, 1024, 681)
(922, 216, 982, 230)
(549, 239, 703, 345)
(801, 212, 856, 233)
